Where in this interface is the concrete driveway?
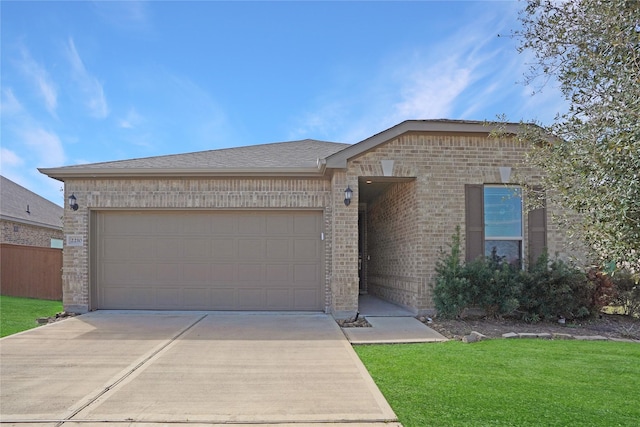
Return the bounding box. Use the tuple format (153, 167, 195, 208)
(0, 312, 399, 427)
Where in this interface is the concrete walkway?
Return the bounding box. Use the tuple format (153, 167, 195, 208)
(342, 295, 448, 344)
(341, 317, 447, 344)
(0, 312, 399, 426)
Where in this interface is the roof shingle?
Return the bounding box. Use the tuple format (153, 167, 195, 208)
(0, 176, 63, 229)
(55, 139, 350, 170)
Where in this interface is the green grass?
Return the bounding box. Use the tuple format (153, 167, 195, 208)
(0, 295, 62, 337)
(356, 340, 640, 427)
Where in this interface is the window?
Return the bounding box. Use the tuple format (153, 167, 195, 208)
(50, 238, 63, 249)
(483, 186, 522, 265)
(465, 184, 546, 266)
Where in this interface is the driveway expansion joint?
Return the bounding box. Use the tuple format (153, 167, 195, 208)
(53, 314, 208, 427)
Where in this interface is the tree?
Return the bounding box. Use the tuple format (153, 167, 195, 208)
(515, 0, 640, 274)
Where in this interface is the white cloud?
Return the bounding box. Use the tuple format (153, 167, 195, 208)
(0, 88, 24, 115)
(118, 107, 144, 129)
(19, 127, 65, 167)
(65, 38, 109, 119)
(0, 148, 24, 169)
(15, 47, 58, 116)
(92, 0, 151, 32)
(392, 62, 472, 122)
(288, 3, 543, 143)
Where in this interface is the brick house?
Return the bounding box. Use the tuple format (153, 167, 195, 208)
(1, 176, 63, 248)
(40, 120, 571, 317)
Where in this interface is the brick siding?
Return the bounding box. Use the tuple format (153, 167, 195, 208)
(347, 132, 575, 314)
(0, 219, 63, 248)
(61, 177, 335, 313)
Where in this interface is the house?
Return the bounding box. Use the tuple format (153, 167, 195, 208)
(1, 175, 64, 300)
(39, 120, 572, 316)
(0, 176, 63, 248)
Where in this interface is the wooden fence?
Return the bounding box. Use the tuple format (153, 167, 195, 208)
(0, 243, 62, 300)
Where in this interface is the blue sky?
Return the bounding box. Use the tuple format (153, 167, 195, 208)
(1, 1, 566, 206)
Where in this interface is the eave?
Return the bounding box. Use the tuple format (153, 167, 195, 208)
(38, 166, 330, 182)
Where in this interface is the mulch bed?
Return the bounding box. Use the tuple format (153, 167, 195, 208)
(422, 313, 640, 341)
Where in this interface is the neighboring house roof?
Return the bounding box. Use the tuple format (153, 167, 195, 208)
(0, 176, 63, 230)
(40, 139, 350, 180)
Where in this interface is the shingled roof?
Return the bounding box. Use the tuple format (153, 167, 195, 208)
(40, 139, 350, 180)
(0, 176, 63, 230)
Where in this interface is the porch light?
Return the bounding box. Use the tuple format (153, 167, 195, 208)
(68, 194, 79, 211)
(344, 186, 353, 206)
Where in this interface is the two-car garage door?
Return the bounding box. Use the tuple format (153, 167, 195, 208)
(95, 211, 324, 311)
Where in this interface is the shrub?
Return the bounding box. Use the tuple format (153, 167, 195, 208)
(464, 249, 523, 318)
(586, 268, 617, 312)
(433, 231, 607, 321)
(610, 269, 640, 317)
(520, 251, 591, 321)
(432, 227, 472, 318)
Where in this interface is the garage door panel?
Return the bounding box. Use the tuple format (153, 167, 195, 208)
(155, 238, 182, 259)
(211, 289, 236, 309)
(266, 215, 291, 234)
(266, 289, 290, 309)
(182, 215, 212, 234)
(184, 239, 211, 258)
(96, 211, 323, 310)
(211, 239, 237, 260)
(129, 239, 156, 260)
(266, 264, 290, 282)
(102, 238, 131, 260)
(237, 289, 263, 309)
(238, 264, 263, 281)
(266, 239, 290, 260)
(294, 289, 320, 310)
(156, 263, 181, 283)
(183, 263, 210, 284)
(211, 263, 236, 281)
(156, 288, 181, 308)
(184, 288, 210, 309)
(294, 239, 318, 259)
(103, 214, 154, 235)
(294, 264, 319, 282)
(238, 215, 265, 235)
(238, 239, 265, 260)
(211, 215, 238, 234)
(294, 213, 319, 234)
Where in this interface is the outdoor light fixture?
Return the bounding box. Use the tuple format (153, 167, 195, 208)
(68, 194, 78, 211)
(344, 186, 353, 206)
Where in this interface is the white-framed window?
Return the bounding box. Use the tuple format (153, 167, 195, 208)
(483, 185, 523, 265)
(50, 238, 63, 249)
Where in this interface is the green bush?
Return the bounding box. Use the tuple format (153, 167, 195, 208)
(610, 269, 640, 317)
(432, 226, 472, 319)
(464, 249, 523, 318)
(432, 231, 602, 321)
(520, 251, 591, 321)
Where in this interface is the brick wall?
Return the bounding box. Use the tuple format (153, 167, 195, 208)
(347, 132, 575, 314)
(0, 219, 63, 247)
(329, 171, 359, 316)
(367, 180, 422, 309)
(62, 177, 333, 313)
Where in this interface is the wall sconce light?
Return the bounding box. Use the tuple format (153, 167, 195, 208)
(68, 194, 79, 211)
(344, 186, 353, 206)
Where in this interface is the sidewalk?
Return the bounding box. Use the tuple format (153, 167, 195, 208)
(341, 295, 448, 344)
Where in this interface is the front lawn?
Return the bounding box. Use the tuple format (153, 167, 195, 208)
(0, 295, 62, 337)
(356, 340, 640, 427)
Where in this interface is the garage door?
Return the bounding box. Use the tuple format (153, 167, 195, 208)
(95, 211, 324, 310)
